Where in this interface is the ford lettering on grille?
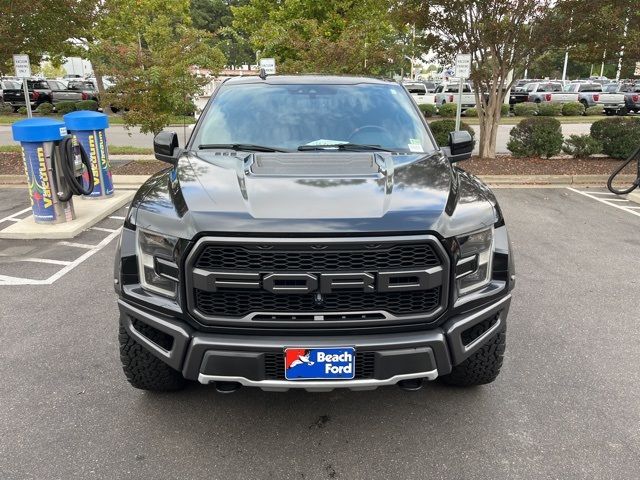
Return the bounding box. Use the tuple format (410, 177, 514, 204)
(192, 268, 443, 294)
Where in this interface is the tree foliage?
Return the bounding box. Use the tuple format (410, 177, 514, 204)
(232, 0, 402, 75)
(549, 0, 640, 79)
(401, 0, 555, 158)
(0, 0, 93, 74)
(190, 0, 254, 66)
(89, 0, 225, 134)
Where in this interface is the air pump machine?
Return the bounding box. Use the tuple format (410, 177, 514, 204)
(11, 118, 94, 224)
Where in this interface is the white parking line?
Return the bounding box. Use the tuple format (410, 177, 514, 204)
(91, 226, 117, 233)
(0, 228, 121, 286)
(12, 257, 72, 266)
(567, 188, 640, 218)
(0, 207, 32, 224)
(109, 215, 126, 220)
(57, 241, 96, 249)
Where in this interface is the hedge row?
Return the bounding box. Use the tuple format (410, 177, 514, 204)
(33, 100, 100, 115)
(419, 102, 617, 119)
(507, 116, 640, 159)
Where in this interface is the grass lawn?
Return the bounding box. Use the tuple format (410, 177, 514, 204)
(0, 114, 195, 126)
(0, 144, 153, 155)
(457, 115, 601, 125)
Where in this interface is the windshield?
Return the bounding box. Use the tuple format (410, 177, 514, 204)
(405, 84, 426, 94)
(68, 81, 96, 90)
(193, 82, 436, 153)
(27, 80, 49, 89)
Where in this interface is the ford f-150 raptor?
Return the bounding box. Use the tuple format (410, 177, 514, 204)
(114, 75, 515, 393)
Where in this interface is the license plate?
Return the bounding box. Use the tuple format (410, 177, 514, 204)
(284, 347, 355, 380)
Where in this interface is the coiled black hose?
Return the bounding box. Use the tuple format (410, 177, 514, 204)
(52, 136, 94, 201)
(607, 144, 640, 195)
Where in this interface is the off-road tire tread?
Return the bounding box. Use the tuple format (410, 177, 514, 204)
(118, 319, 186, 391)
(440, 326, 506, 387)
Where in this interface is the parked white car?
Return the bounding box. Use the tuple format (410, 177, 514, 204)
(434, 82, 476, 108)
(402, 82, 435, 105)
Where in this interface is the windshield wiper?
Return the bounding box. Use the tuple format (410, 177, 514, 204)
(297, 143, 392, 152)
(198, 143, 289, 152)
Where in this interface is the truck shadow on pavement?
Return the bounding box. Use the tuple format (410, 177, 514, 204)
(129, 380, 507, 477)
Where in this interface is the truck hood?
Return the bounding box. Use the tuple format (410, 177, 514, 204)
(132, 151, 499, 239)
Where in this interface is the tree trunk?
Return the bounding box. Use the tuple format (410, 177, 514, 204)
(94, 72, 113, 115)
(477, 79, 507, 159)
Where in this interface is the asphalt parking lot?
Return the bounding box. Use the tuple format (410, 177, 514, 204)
(1, 186, 639, 479)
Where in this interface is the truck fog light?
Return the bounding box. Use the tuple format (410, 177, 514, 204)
(455, 227, 494, 295)
(136, 228, 179, 297)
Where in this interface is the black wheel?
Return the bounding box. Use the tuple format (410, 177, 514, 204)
(605, 110, 614, 116)
(118, 317, 186, 391)
(440, 325, 506, 387)
(617, 107, 628, 116)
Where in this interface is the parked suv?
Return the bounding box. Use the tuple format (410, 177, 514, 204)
(114, 76, 515, 393)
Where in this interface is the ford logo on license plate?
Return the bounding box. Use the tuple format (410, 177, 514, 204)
(284, 347, 356, 380)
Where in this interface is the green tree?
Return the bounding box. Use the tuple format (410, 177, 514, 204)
(88, 0, 225, 133)
(402, 0, 556, 158)
(0, 0, 94, 74)
(552, 0, 640, 80)
(190, 0, 254, 66)
(232, 0, 402, 75)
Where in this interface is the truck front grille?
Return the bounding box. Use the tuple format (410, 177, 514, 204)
(185, 236, 449, 328)
(194, 287, 441, 317)
(194, 243, 440, 271)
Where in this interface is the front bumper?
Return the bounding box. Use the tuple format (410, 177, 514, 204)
(118, 293, 511, 392)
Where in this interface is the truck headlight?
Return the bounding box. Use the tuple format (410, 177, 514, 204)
(136, 228, 179, 297)
(455, 227, 494, 295)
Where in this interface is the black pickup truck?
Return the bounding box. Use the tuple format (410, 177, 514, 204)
(2, 79, 52, 110)
(114, 75, 515, 393)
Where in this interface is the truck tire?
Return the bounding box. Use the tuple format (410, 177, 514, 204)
(440, 326, 506, 387)
(118, 319, 187, 391)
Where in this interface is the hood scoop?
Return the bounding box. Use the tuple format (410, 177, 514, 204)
(250, 152, 382, 177)
(240, 152, 392, 219)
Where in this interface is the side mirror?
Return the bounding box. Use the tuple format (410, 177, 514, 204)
(443, 130, 473, 163)
(153, 131, 179, 165)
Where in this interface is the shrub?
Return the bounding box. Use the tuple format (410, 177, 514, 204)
(18, 106, 28, 115)
(429, 119, 476, 148)
(36, 102, 54, 115)
(438, 102, 458, 118)
(56, 101, 76, 115)
(507, 117, 563, 158)
(513, 102, 538, 116)
(75, 100, 99, 111)
(562, 102, 585, 116)
(0, 102, 13, 115)
(590, 117, 640, 159)
(418, 103, 437, 118)
(562, 134, 602, 158)
(584, 105, 603, 116)
(537, 102, 563, 116)
(465, 104, 508, 118)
